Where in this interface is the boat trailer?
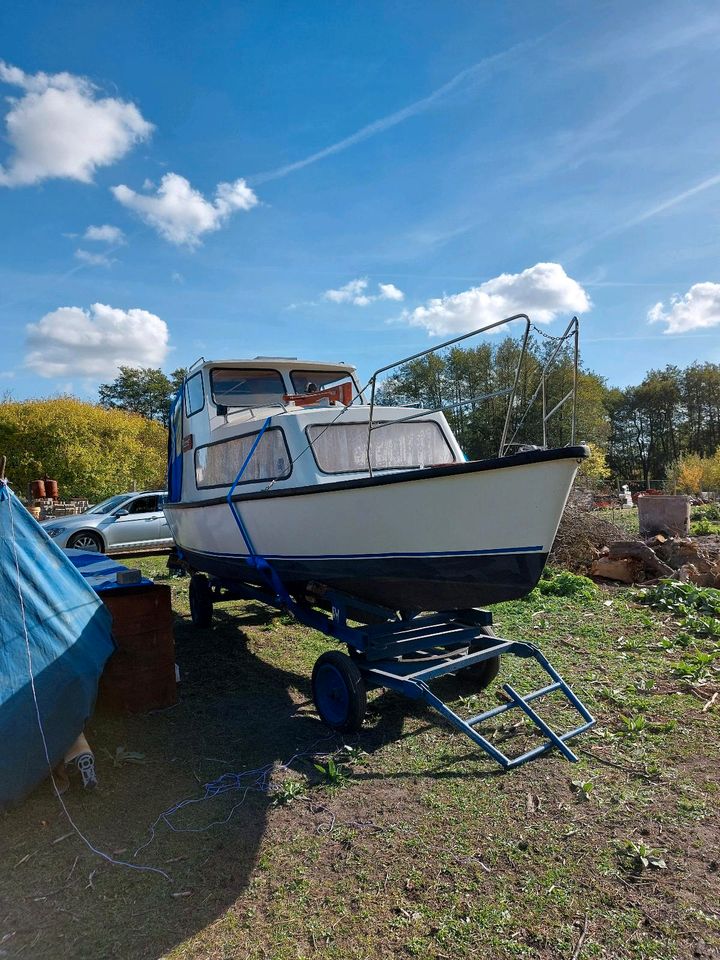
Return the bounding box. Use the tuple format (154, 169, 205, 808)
(188, 567, 596, 771)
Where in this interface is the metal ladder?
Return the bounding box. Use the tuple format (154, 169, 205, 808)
(326, 598, 596, 770)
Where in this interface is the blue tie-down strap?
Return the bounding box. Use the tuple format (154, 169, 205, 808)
(166, 386, 184, 503)
(225, 418, 293, 607)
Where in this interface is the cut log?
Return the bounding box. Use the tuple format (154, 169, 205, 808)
(677, 562, 720, 587)
(590, 557, 645, 584)
(606, 541, 674, 578)
(654, 538, 714, 573)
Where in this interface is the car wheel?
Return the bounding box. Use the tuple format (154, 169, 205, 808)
(67, 531, 104, 553)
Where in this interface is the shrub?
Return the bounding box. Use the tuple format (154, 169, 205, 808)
(0, 397, 167, 502)
(537, 570, 598, 599)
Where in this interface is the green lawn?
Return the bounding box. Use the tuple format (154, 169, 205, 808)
(1, 558, 718, 960)
(595, 505, 640, 537)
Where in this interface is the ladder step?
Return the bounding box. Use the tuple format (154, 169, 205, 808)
(503, 682, 579, 762)
(405, 641, 513, 681)
(466, 680, 562, 725)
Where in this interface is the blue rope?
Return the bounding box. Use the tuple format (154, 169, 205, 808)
(225, 417, 293, 606)
(135, 736, 339, 853)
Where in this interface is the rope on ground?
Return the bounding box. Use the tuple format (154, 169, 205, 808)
(134, 734, 339, 857)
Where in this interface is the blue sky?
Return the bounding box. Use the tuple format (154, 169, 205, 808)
(1, 0, 720, 400)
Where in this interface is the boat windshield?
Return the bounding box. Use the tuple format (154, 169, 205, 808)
(307, 421, 455, 474)
(291, 370, 356, 397)
(85, 494, 133, 515)
(211, 368, 286, 408)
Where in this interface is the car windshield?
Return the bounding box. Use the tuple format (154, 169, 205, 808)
(85, 494, 133, 515)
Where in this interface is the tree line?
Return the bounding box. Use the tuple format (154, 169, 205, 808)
(605, 364, 720, 487)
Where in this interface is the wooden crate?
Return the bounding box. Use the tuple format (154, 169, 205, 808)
(97, 584, 177, 714)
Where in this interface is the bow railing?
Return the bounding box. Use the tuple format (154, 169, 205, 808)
(364, 313, 580, 474)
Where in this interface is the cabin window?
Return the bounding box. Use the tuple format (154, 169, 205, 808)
(306, 421, 455, 474)
(210, 368, 287, 408)
(195, 428, 292, 488)
(185, 372, 205, 417)
(290, 370, 356, 398)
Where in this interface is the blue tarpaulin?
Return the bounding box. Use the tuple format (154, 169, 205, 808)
(0, 481, 114, 808)
(64, 548, 153, 593)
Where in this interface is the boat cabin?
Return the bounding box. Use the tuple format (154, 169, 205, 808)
(168, 358, 464, 504)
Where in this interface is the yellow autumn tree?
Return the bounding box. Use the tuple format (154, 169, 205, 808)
(674, 453, 705, 494)
(577, 441, 612, 489)
(0, 397, 167, 501)
(701, 449, 720, 492)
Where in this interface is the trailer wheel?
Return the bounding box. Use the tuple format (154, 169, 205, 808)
(312, 651, 367, 733)
(463, 626, 501, 690)
(189, 574, 213, 628)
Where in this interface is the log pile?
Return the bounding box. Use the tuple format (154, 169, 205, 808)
(549, 505, 629, 574)
(590, 534, 720, 587)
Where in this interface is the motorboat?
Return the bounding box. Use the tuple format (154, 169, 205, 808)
(164, 315, 588, 612)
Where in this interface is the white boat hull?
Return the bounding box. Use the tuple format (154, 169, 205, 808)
(165, 447, 586, 611)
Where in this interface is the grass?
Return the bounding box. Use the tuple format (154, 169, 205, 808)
(596, 505, 640, 536)
(0, 560, 718, 960)
(691, 519, 720, 536)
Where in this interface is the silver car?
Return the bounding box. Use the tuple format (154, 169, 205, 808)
(41, 490, 173, 554)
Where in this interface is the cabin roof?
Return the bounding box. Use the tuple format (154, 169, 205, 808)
(198, 358, 356, 374)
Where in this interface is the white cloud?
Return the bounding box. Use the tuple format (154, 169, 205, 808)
(324, 278, 406, 306)
(111, 172, 258, 246)
(403, 262, 591, 335)
(0, 62, 153, 187)
(25, 302, 169, 378)
(378, 282, 404, 302)
(648, 282, 720, 334)
(74, 248, 114, 267)
(325, 279, 370, 304)
(83, 223, 125, 244)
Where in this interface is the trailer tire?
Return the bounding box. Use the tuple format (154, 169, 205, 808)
(189, 574, 213, 628)
(312, 651, 367, 733)
(463, 626, 501, 690)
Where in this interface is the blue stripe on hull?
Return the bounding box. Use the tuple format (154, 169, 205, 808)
(182, 547, 549, 610)
(252, 544, 542, 561)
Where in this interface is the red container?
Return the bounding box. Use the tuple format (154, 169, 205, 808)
(30, 479, 46, 499)
(44, 478, 59, 499)
(97, 584, 177, 714)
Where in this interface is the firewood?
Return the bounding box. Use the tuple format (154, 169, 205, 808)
(590, 557, 645, 584)
(606, 541, 674, 578)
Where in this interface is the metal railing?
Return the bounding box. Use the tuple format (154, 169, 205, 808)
(365, 314, 580, 474)
(500, 315, 579, 456)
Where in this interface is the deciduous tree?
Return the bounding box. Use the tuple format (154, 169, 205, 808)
(98, 366, 186, 426)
